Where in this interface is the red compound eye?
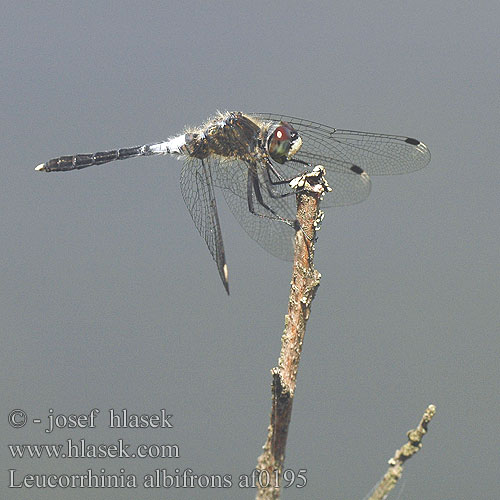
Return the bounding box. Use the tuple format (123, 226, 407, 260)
(274, 126, 290, 141)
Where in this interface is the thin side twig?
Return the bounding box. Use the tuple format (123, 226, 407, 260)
(255, 166, 330, 500)
(366, 404, 437, 500)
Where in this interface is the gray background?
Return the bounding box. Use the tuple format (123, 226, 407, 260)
(1, 1, 499, 499)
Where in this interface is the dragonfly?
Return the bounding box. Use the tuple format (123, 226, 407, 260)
(35, 111, 431, 294)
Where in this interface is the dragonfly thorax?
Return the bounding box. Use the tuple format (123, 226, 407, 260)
(185, 112, 262, 161)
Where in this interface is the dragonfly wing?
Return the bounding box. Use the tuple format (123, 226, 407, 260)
(179, 158, 229, 293)
(215, 159, 296, 261)
(252, 113, 431, 176)
(213, 152, 370, 210)
(283, 151, 372, 208)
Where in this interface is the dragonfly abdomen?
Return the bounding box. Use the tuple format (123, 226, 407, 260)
(36, 145, 154, 172)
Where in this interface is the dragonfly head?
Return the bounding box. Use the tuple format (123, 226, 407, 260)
(267, 121, 302, 164)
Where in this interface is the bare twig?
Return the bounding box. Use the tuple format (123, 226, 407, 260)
(366, 404, 437, 500)
(256, 166, 330, 500)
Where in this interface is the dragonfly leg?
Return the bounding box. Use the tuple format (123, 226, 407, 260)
(246, 173, 295, 227)
(262, 164, 308, 201)
(266, 162, 287, 184)
(265, 158, 312, 186)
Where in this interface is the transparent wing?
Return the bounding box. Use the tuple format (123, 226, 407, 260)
(179, 158, 229, 293)
(251, 113, 430, 207)
(214, 158, 296, 261)
(253, 152, 372, 208)
(252, 113, 431, 175)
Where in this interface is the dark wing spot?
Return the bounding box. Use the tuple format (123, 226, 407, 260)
(350, 164, 365, 175)
(405, 137, 420, 146)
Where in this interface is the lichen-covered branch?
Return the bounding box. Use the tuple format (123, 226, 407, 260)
(366, 404, 437, 500)
(256, 166, 330, 500)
